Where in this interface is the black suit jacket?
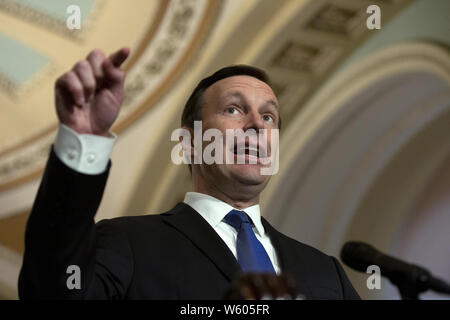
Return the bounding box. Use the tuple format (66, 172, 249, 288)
(18, 148, 360, 300)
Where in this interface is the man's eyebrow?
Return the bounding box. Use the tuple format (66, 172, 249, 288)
(221, 91, 279, 109)
(264, 99, 279, 110)
(221, 91, 247, 103)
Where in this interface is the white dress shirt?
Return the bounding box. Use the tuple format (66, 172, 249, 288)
(53, 125, 281, 273)
(183, 192, 281, 274)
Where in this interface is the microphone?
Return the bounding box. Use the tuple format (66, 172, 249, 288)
(341, 241, 450, 298)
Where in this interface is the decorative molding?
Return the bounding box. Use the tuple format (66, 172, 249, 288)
(271, 40, 341, 74)
(305, 2, 366, 37)
(122, 0, 207, 109)
(0, 140, 51, 186)
(264, 0, 412, 124)
(115, 0, 223, 132)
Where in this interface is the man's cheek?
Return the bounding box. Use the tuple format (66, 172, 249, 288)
(260, 129, 279, 175)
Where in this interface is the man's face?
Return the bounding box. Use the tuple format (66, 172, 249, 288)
(193, 75, 280, 198)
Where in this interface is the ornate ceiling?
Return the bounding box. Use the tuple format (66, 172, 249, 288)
(0, 0, 416, 194)
(0, 0, 221, 191)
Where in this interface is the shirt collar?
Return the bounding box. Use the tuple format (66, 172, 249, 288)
(183, 192, 265, 237)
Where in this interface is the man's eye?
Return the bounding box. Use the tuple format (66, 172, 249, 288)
(227, 107, 240, 114)
(263, 114, 274, 122)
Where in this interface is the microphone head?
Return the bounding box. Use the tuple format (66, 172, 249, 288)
(341, 241, 378, 273)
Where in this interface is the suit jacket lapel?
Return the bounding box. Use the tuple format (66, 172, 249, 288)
(261, 217, 312, 297)
(162, 202, 241, 282)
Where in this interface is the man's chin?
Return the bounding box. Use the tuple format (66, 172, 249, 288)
(228, 164, 268, 186)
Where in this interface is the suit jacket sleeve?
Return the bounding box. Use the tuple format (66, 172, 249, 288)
(18, 147, 133, 299)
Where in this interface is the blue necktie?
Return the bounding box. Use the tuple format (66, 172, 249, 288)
(223, 209, 275, 273)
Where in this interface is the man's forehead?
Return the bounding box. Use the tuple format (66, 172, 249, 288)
(205, 75, 277, 100)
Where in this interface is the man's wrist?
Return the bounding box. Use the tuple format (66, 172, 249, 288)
(54, 124, 117, 175)
(60, 122, 114, 138)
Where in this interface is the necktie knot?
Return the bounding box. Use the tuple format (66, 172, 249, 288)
(223, 209, 251, 231)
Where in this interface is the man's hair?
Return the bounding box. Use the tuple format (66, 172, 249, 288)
(181, 64, 281, 129)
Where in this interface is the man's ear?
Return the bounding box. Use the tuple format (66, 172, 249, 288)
(180, 126, 196, 174)
(181, 126, 195, 162)
(181, 126, 194, 145)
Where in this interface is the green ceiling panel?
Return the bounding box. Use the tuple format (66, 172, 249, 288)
(0, 32, 50, 86)
(12, 0, 96, 22)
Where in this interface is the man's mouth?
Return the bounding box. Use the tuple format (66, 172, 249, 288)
(230, 142, 269, 164)
(234, 145, 259, 156)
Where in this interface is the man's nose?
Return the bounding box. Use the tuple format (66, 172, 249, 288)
(243, 110, 264, 132)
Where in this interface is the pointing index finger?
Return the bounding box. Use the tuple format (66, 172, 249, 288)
(109, 47, 130, 68)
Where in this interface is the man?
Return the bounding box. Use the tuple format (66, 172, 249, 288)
(18, 47, 360, 300)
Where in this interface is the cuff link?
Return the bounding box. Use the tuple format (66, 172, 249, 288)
(87, 152, 96, 164)
(67, 149, 78, 161)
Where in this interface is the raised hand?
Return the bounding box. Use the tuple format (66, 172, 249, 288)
(55, 47, 130, 137)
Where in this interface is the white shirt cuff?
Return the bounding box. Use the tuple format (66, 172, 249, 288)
(54, 124, 117, 175)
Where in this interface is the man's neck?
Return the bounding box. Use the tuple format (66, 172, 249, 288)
(194, 185, 259, 210)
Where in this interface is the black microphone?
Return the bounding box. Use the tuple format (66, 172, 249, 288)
(341, 241, 450, 298)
